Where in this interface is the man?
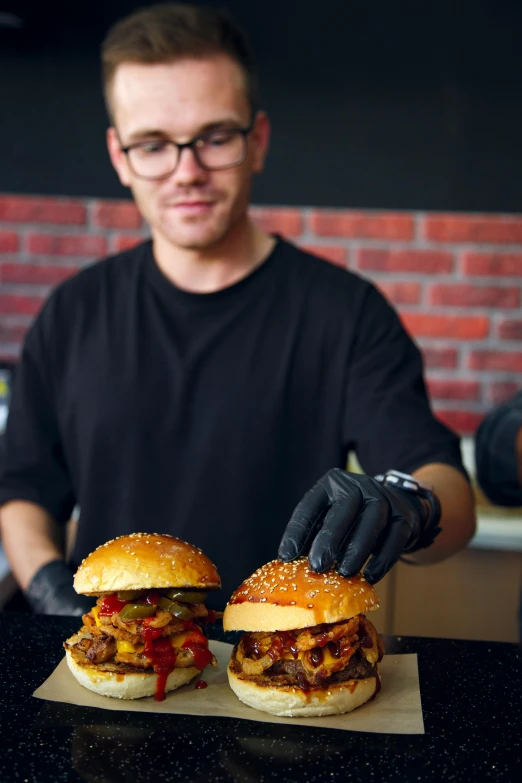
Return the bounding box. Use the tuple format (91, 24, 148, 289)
(475, 393, 522, 507)
(0, 3, 475, 614)
(475, 393, 522, 641)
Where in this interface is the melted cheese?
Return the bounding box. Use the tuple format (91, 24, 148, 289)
(170, 631, 192, 649)
(111, 631, 195, 656)
(281, 647, 339, 665)
(116, 640, 145, 654)
(361, 639, 378, 665)
(91, 605, 101, 627)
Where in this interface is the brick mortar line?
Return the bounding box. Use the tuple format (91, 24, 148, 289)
(288, 204, 522, 220)
(0, 315, 34, 325)
(296, 234, 522, 254)
(4, 223, 522, 254)
(359, 271, 522, 284)
(85, 199, 99, 231)
(1, 285, 54, 296)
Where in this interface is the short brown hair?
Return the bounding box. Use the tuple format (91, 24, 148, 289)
(101, 2, 259, 119)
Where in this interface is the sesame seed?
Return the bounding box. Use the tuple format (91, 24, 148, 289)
(307, 604, 314, 608)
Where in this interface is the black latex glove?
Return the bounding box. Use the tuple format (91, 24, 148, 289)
(25, 559, 94, 616)
(278, 468, 441, 584)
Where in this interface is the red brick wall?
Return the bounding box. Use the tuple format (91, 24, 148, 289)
(1, 194, 522, 435)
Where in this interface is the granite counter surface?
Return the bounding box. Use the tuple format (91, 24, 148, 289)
(1, 613, 520, 782)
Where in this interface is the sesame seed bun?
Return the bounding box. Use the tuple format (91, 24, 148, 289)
(65, 647, 199, 700)
(227, 660, 378, 717)
(73, 533, 221, 596)
(223, 559, 379, 632)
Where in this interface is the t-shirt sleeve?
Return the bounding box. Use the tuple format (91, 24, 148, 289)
(0, 308, 76, 524)
(475, 392, 522, 507)
(343, 283, 466, 479)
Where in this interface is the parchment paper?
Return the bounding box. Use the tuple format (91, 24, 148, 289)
(33, 640, 424, 734)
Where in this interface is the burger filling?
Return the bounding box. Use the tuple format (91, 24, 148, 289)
(64, 589, 222, 700)
(230, 614, 384, 693)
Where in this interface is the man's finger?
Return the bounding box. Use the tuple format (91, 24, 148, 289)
(363, 514, 411, 584)
(337, 497, 389, 577)
(278, 483, 330, 561)
(307, 485, 363, 572)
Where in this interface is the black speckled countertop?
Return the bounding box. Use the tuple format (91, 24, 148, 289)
(1, 613, 520, 782)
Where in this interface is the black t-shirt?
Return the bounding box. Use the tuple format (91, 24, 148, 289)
(0, 238, 464, 606)
(475, 391, 522, 507)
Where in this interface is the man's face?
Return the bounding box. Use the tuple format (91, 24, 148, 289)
(107, 55, 269, 251)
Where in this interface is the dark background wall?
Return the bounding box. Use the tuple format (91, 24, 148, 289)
(1, 0, 521, 211)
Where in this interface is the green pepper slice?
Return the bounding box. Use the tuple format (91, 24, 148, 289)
(157, 597, 194, 619)
(164, 590, 208, 604)
(117, 590, 143, 601)
(118, 603, 157, 620)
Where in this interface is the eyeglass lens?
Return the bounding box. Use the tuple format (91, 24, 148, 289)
(128, 130, 247, 178)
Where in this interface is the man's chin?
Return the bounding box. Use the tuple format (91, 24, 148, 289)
(159, 223, 233, 251)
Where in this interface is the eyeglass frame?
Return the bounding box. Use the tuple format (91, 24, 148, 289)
(118, 120, 255, 181)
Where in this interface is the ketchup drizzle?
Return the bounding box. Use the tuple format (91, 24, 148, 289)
(181, 628, 213, 670)
(99, 594, 128, 615)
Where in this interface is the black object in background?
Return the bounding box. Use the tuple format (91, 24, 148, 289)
(1, 0, 521, 210)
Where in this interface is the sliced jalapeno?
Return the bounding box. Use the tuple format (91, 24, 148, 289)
(117, 590, 143, 601)
(157, 597, 194, 619)
(118, 603, 157, 620)
(164, 590, 208, 604)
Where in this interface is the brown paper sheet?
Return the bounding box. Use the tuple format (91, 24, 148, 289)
(33, 640, 424, 734)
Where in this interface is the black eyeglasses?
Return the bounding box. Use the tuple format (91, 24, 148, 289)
(120, 123, 254, 180)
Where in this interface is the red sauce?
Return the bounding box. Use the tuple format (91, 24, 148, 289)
(243, 631, 300, 662)
(99, 594, 128, 616)
(359, 632, 373, 649)
(296, 671, 310, 693)
(313, 632, 332, 648)
(309, 647, 324, 667)
(181, 629, 213, 671)
(194, 680, 208, 689)
(242, 635, 265, 658)
(267, 636, 285, 662)
(142, 626, 177, 702)
(328, 641, 341, 658)
(276, 631, 299, 659)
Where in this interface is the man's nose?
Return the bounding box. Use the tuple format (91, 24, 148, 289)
(172, 145, 208, 186)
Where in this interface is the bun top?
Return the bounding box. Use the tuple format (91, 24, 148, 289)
(223, 558, 379, 632)
(74, 533, 221, 595)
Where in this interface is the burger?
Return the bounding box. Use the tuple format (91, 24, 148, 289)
(64, 533, 221, 701)
(223, 558, 384, 717)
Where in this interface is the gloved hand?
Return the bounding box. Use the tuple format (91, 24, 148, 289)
(25, 559, 94, 616)
(278, 468, 441, 583)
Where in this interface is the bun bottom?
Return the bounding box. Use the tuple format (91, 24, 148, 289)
(227, 663, 378, 717)
(65, 649, 199, 700)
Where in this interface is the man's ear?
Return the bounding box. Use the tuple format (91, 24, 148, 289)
(250, 111, 270, 175)
(106, 127, 131, 188)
